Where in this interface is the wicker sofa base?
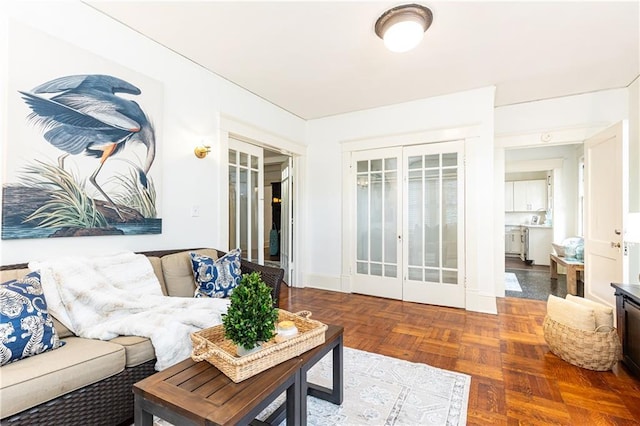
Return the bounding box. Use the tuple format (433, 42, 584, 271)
(1, 360, 156, 426)
(543, 315, 622, 371)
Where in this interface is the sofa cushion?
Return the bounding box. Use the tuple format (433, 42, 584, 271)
(0, 336, 125, 418)
(566, 294, 614, 330)
(1, 271, 65, 365)
(147, 256, 168, 296)
(109, 335, 155, 367)
(161, 249, 219, 297)
(547, 294, 596, 331)
(191, 249, 242, 298)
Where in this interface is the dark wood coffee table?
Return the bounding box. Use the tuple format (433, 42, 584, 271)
(133, 324, 344, 426)
(263, 324, 344, 426)
(133, 355, 301, 425)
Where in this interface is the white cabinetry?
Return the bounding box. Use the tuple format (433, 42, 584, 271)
(505, 182, 514, 212)
(505, 227, 522, 255)
(527, 226, 553, 266)
(511, 180, 547, 211)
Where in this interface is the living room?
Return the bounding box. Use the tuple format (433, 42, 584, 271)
(1, 1, 639, 424)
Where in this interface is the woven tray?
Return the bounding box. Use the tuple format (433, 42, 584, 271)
(190, 310, 328, 382)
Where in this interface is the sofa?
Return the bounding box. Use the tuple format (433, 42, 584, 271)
(0, 248, 284, 426)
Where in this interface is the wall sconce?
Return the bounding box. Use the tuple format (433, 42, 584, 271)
(194, 145, 211, 159)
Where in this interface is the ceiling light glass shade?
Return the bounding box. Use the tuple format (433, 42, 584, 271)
(383, 20, 425, 52)
(375, 4, 433, 53)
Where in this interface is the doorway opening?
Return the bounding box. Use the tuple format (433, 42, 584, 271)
(503, 144, 584, 301)
(228, 139, 293, 281)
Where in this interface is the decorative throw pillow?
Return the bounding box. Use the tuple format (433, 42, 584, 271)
(546, 294, 596, 332)
(566, 294, 614, 330)
(190, 249, 242, 298)
(0, 271, 65, 365)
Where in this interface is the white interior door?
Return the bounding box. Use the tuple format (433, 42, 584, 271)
(351, 142, 465, 307)
(228, 138, 264, 264)
(403, 142, 465, 308)
(352, 148, 403, 299)
(280, 159, 293, 284)
(584, 121, 629, 306)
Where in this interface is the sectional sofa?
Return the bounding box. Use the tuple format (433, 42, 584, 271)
(0, 248, 284, 425)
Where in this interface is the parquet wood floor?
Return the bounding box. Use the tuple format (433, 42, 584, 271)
(279, 286, 640, 425)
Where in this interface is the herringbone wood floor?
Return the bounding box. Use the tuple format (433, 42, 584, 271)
(279, 286, 640, 425)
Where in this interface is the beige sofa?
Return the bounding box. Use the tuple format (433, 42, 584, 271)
(0, 248, 284, 426)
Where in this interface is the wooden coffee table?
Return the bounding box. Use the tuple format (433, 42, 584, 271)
(133, 356, 301, 425)
(263, 324, 344, 426)
(133, 324, 344, 426)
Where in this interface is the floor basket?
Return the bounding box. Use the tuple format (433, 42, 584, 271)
(542, 315, 621, 371)
(190, 310, 327, 382)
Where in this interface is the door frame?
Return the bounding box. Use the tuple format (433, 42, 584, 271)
(495, 124, 609, 297)
(219, 114, 306, 286)
(341, 125, 479, 308)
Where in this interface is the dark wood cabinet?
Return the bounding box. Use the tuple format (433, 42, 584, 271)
(612, 283, 640, 377)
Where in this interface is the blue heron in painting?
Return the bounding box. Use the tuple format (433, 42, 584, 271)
(19, 74, 156, 220)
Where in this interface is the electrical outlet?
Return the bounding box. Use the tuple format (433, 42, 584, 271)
(191, 205, 200, 217)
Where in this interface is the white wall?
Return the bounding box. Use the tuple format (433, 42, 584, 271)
(305, 87, 498, 314)
(0, 2, 305, 265)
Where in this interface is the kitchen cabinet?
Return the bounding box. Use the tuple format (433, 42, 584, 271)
(526, 226, 553, 266)
(505, 182, 514, 212)
(512, 179, 547, 212)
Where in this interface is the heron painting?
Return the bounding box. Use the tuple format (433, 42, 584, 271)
(2, 73, 162, 240)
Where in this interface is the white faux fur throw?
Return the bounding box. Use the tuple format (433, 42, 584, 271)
(29, 252, 229, 370)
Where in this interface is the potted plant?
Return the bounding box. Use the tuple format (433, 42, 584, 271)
(222, 272, 279, 356)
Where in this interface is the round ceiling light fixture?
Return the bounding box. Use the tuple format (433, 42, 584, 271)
(375, 4, 433, 53)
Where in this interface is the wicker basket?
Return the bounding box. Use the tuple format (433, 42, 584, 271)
(542, 315, 622, 371)
(190, 310, 327, 382)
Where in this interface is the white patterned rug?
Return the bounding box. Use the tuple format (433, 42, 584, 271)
(153, 347, 470, 426)
(505, 272, 523, 292)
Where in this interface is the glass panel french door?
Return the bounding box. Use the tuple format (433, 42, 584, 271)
(280, 158, 293, 285)
(351, 142, 465, 308)
(352, 148, 403, 299)
(228, 138, 264, 263)
(403, 141, 465, 308)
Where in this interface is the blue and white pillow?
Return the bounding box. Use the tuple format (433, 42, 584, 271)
(190, 249, 242, 298)
(0, 271, 65, 365)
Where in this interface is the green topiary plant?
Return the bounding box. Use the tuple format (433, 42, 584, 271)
(222, 272, 278, 353)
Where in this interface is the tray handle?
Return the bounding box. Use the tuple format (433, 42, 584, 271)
(294, 310, 312, 319)
(191, 337, 224, 362)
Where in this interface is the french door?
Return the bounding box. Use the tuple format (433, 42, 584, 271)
(280, 158, 294, 285)
(228, 138, 264, 264)
(352, 141, 465, 308)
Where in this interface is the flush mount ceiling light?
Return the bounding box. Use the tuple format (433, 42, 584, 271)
(375, 3, 433, 53)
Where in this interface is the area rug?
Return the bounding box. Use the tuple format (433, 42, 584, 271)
(153, 347, 470, 426)
(505, 272, 523, 292)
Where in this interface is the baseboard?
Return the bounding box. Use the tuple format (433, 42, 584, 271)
(303, 274, 346, 292)
(466, 289, 498, 314)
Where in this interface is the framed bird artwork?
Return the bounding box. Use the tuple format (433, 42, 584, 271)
(3, 24, 163, 240)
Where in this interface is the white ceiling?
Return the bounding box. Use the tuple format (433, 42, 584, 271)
(88, 1, 639, 120)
